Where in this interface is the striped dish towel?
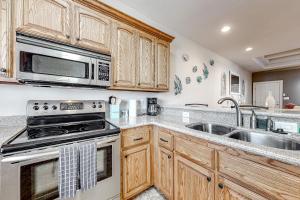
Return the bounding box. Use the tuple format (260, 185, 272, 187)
(79, 142, 97, 192)
(58, 144, 79, 199)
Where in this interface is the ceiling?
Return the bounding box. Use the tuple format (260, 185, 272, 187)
(119, 0, 300, 72)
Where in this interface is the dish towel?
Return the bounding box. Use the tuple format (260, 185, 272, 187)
(58, 144, 79, 199)
(79, 142, 97, 191)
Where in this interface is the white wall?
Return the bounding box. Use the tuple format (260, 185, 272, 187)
(0, 0, 252, 116)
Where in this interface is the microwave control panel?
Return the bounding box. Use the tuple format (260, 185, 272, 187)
(98, 61, 110, 81)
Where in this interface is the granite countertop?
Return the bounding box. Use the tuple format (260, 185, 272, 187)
(108, 115, 300, 167)
(1, 115, 300, 167)
(163, 105, 300, 119)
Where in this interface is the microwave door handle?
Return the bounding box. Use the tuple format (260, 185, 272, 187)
(91, 63, 95, 80)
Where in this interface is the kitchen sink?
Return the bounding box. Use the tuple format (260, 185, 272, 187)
(186, 122, 235, 135)
(229, 131, 300, 150)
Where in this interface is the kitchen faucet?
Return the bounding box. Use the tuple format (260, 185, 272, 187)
(217, 97, 242, 127)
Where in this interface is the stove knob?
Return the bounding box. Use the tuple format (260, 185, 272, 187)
(43, 105, 49, 110)
(33, 106, 39, 111)
(52, 105, 58, 110)
(92, 105, 96, 109)
(98, 104, 102, 108)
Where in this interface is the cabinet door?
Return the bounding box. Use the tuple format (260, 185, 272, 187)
(216, 176, 267, 200)
(174, 154, 214, 200)
(0, 0, 12, 80)
(137, 32, 155, 89)
(158, 147, 173, 200)
(156, 39, 170, 90)
(74, 4, 111, 53)
(15, 0, 71, 43)
(123, 144, 151, 199)
(111, 22, 137, 88)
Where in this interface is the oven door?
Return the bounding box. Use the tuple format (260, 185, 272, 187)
(16, 41, 95, 86)
(0, 136, 120, 200)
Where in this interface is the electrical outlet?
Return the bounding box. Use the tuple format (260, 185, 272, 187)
(182, 112, 190, 123)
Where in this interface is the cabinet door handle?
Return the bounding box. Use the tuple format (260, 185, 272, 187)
(76, 37, 80, 41)
(160, 138, 168, 143)
(206, 177, 212, 182)
(125, 155, 128, 158)
(66, 34, 70, 39)
(0, 68, 7, 72)
(168, 155, 172, 159)
(133, 137, 143, 141)
(218, 183, 224, 189)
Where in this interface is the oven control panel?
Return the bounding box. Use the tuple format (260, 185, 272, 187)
(27, 100, 106, 116)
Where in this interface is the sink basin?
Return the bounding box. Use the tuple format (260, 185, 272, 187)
(186, 123, 235, 135)
(229, 131, 300, 150)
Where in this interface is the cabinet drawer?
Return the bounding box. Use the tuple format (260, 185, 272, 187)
(219, 152, 300, 200)
(158, 129, 174, 150)
(122, 126, 150, 148)
(175, 136, 214, 169)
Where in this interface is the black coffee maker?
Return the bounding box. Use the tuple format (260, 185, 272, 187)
(147, 98, 161, 116)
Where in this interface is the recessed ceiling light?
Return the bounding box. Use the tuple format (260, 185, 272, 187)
(245, 47, 253, 52)
(221, 25, 231, 33)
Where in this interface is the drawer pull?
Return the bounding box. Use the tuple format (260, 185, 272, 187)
(218, 183, 224, 189)
(168, 155, 172, 159)
(160, 138, 169, 143)
(133, 137, 143, 141)
(207, 177, 211, 182)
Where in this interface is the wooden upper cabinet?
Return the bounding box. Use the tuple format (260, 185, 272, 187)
(122, 144, 151, 199)
(156, 40, 170, 90)
(111, 22, 137, 88)
(216, 176, 267, 200)
(0, 0, 13, 80)
(74, 4, 111, 53)
(158, 147, 173, 200)
(15, 0, 71, 43)
(137, 32, 155, 89)
(174, 153, 214, 200)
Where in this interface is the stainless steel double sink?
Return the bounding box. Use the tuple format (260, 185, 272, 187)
(186, 122, 300, 151)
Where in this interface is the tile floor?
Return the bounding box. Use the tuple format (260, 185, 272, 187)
(133, 187, 165, 200)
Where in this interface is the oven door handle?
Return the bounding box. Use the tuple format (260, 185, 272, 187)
(2, 137, 119, 164)
(1, 151, 59, 163)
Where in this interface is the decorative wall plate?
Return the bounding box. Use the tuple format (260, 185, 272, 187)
(186, 77, 191, 84)
(182, 54, 189, 62)
(221, 72, 226, 96)
(192, 66, 198, 73)
(174, 75, 182, 95)
(196, 76, 202, 83)
(203, 63, 209, 79)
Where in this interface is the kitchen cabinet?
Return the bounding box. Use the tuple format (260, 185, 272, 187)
(158, 147, 173, 200)
(174, 153, 214, 200)
(111, 22, 137, 88)
(74, 3, 111, 53)
(137, 32, 155, 89)
(216, 176, 267, 200)
(0, 0, 13, 80)
(156, 40, 170, 90)
(122, 144, 151, 199)
(15, 0, 72, 43)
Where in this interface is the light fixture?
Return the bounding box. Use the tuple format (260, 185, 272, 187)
(221, 25, 231, 33)
(245, 47, 253, 52)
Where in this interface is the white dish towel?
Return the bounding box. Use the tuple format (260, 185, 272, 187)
(79, 142, 97, 192)
(58, 144, 79, 199)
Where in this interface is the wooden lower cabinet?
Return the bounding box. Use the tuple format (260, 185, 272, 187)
(216, 176, 267, 200)
(158, 147, 173, 200)
(174, 153, 214, 200)
(122, 144, 151, 199)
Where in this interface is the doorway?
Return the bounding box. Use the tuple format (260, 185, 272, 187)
(253, 80, 283, 108)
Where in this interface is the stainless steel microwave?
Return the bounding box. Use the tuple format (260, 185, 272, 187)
(16, 34, 112, 87)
